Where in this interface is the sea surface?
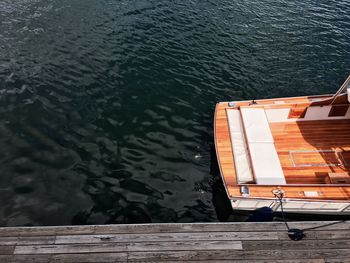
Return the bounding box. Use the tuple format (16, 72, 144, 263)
(0, 0, 350, 226)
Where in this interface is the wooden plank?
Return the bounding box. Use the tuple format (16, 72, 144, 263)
(130, 261, 326, 263)
(50, 253, 127, 262)
(0, 222, 349, 238)
(14, 241, 243, 254)
(243, 239, 350, 250)
(0, 236, 55, 245)
(0, 252, 341, 262)
(326, 259, 350, 263)
(55, 231, 278, 244)
(48, 256, 327, 263)
(314, 230, 350, 240)
(0, 245, 15, 255)
(126, 249, 350, 261)
(276, 230, 350, 241)
(7, 255, 51, 263)
(0, 256, 12, 262)
(0, 225, 96, 237)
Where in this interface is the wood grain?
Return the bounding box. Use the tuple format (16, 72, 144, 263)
(54, 231, 277, 244)
(0, 222, 349, 262)
(14, 241, 243, 254)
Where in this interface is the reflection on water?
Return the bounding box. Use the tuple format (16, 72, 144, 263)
(0, 0, 350, 226)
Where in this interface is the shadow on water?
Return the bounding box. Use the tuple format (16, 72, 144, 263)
(70, 173, 181, 225)
(210, 143, 274, 222)
(210, 144, 255, 222)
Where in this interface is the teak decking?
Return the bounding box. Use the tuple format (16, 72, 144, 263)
(272, 120, 350, 184)
(214, 95, 350, 202)
(0, 221, 350, 262)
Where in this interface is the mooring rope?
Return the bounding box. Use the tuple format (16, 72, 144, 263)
(273, 189, 348, 241)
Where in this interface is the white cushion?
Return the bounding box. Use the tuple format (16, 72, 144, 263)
(240, 107, 286, 185)
(248, 143, 286, 185)
(240, 108, 274, 143)
(227, 109, 254, 184)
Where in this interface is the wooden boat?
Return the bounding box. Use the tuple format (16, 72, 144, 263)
(214, 76, 350, 215)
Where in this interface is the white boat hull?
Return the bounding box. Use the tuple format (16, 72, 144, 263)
(230, 198, 350, 215)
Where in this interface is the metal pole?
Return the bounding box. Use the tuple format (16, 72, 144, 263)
(330, 74, 350, 105)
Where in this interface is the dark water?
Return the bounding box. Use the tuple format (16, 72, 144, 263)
(0, 0, 350, 226)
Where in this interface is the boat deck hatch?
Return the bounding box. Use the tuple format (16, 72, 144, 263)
(289, 150, 348, 167)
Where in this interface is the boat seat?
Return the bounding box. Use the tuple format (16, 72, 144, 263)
(226, 109, 254, 184)
(240, 107, 286, 185)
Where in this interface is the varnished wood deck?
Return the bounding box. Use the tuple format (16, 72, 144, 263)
(0, 221, 350, 262)
(271, 120, 350, 184)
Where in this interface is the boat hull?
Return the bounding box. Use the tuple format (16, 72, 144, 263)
(230, 197, 350, 215)
(214, 91, 350, 216)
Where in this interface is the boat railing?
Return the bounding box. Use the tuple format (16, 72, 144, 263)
(330, 74, 350, 105)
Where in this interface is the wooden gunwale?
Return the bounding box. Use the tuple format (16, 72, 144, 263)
(213, 102, 237, 197)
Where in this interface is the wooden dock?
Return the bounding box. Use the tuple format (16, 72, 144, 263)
(0, 221, 349, 262)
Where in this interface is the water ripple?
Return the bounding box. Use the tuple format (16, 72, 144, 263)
(0, 0, 350, 226)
